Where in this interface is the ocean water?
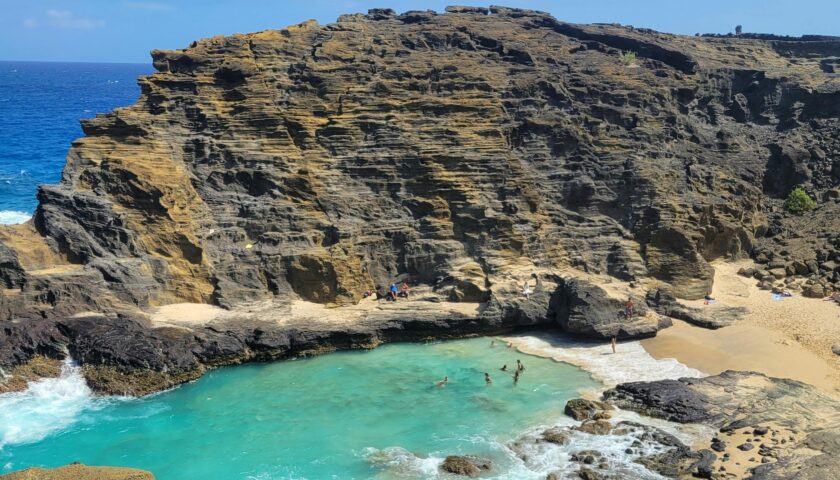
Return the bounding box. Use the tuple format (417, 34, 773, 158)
(0, 61, 152, 222)
(0, 339, 604, 479)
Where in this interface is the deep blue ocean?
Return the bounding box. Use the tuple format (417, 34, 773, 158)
(0, 61, 153, 223)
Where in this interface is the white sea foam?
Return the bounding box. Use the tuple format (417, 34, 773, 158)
(504, 333, 704, 387)
(0, 359, 94, 449)
(364, 446, 444, 478)
(0, 211, 31, 224)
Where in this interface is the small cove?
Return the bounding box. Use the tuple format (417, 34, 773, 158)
(1, 338, 603, 479)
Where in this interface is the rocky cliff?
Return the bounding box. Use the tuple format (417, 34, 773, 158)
(2, 6, 840, 391)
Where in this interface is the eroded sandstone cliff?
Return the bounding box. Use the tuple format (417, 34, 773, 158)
(3, 6, 840, 321)
(2, 7, 840, 396)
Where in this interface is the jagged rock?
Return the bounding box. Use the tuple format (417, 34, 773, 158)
(604, 371, 840, 480)
(645, 288, 746, 329)
(554, 278, 666, 339)
(541, 427, 570, 445)
(7, 7, 840, 323)
(576, 420, 613, 435)
(577, 468, 606, 480)
(564, 398, 614, 421)
(439, 455, 491, 477)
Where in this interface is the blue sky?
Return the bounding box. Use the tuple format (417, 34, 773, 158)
(1, 1, 838, 63)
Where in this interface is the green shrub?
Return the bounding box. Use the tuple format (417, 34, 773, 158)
(784, 187, 817, 214)
(619, 51, 637, 66)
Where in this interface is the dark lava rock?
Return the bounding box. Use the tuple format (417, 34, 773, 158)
(564, 398, 613, 421)
(738, 442, 756, 451)
(554, 278, 665, 339)
(711, 438, 727, 452)
(541, 428, 570, 445)
(754, 426, 770, 436)
(440, 455, 491, 477)
(576, 420, 613, 435)
(577, 467, 606, 480)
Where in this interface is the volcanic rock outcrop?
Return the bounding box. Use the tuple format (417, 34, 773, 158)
(1, 6, 840, 390)
(604, 371, 840, 479)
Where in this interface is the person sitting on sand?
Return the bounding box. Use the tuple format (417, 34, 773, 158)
(485, 372, 492, 385)
(522, 282, 532, 299)
(435, 376, 449, 387)
(625, 297, 634, 317)
(389, 283, 399, 300)
(399, 282, 410, 298)
(500, 364, 508, 372)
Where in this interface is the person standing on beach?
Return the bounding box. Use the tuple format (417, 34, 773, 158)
(611, 336, 617, 354)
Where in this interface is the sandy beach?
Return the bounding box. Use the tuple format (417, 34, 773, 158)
(643, 260, 840, 397)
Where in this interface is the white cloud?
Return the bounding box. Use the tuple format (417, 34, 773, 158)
(45, 9, 105, 29)
(22, 18, 38, 28)
(123, 2, 175, 11)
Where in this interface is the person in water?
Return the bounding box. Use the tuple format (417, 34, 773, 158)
(513, 370, 520, 385)
(611, 336, 617, 354)
(507, 342, 513, 348)
(516, 359, 524, 372)
(435, 376, 449, 387)
(490, 340, 496, 348)
(485, 372, 492, 384)
(500, 364, 508, 372)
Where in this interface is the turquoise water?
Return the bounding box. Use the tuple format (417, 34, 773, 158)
(0, 61, 152, 221)
(0, 338, 598, 479)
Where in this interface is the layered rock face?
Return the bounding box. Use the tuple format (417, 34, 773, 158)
(3, 6, 840, 322)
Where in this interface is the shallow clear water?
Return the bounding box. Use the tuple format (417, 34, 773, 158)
(0, 61, 152, 220)
(0, 338, 598, 479)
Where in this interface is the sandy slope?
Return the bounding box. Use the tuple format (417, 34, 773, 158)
(643, 260, 840, 397)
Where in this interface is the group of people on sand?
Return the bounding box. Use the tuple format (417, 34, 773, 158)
(362, 282, 411, 301)
(436, 340, 526, 387)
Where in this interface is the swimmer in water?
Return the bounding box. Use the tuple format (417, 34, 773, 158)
(500, 364, 508, 372)
(435, 376, 449, 387)
(516, 359, 524, 372)
(485, 372, 492, 384)
(513, 370, 520, 385)
(490, 340, 496, 348)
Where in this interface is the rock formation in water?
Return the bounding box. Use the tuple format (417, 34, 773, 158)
(1, 6, 840, 391)
(0, 463, 155, 480)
